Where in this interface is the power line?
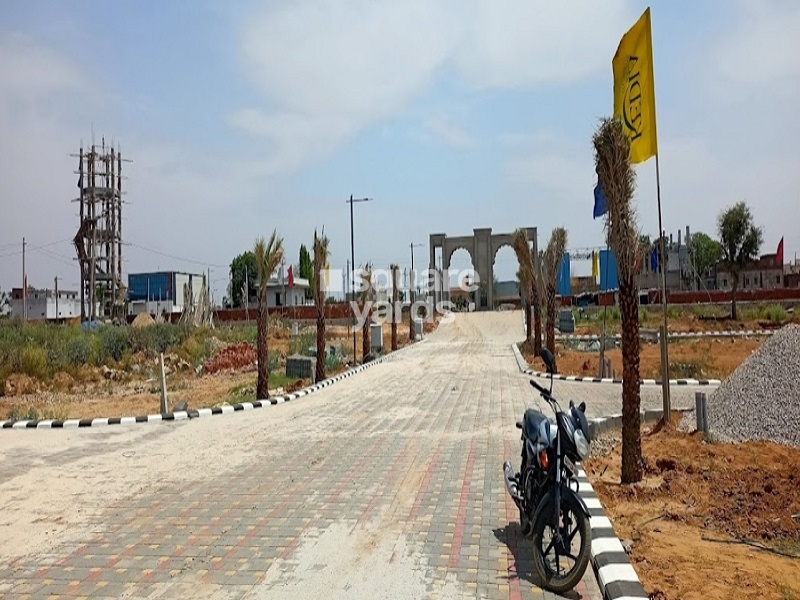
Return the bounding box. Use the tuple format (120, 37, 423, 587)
(126, 242, 227, 269)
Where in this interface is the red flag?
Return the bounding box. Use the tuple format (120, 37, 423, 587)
(288, 265, 294, 289)
(777, 237, 784, 266)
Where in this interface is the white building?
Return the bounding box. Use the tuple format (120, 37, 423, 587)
(10, 287, 96, 321)
(264, 274, 310, 307)
(127, 271, 207, 316)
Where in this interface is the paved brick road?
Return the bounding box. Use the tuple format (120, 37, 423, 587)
(0, 312, 703, 599)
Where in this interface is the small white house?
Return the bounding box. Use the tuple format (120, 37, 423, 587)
(265, 275, 310, 307)
(10, 287, 95, 321)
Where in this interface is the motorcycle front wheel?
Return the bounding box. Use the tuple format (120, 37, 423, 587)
(531, 493, 591, 594)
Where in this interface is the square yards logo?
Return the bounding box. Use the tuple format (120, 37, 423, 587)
(325, 267, 480, 329)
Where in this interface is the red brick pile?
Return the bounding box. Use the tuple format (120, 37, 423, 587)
(202, 343, 257, 375)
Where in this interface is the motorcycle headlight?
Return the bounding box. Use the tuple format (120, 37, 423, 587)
(573, 428, 590, 460)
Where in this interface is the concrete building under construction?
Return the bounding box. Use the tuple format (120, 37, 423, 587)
(72, 140, 128, 321)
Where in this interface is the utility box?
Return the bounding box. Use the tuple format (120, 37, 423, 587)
(370, 323, 383, 352)
(291, 322, 298, 337)
(558, 309, 575, 333)
(286, 355, 316, 382)
(414, 320, 423, 339)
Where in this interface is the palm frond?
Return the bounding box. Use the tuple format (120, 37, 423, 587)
(253, 229, 285, 298)
(592, 118, 639, 281)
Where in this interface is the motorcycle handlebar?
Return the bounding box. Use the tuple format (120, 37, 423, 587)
(529, 378, 548, 395)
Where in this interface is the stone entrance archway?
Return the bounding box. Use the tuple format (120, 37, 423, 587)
(429, 227, 538, 311)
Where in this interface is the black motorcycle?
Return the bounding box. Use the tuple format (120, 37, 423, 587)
(503, 348, 593, 593)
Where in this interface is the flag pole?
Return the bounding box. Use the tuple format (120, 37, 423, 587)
(655, 153, 671, 419)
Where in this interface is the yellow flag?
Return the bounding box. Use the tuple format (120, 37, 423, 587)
(613, 7, 658, 163)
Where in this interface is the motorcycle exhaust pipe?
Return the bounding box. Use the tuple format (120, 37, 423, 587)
(503, 461, 522, 501)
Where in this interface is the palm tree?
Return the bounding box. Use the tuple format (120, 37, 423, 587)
(360, 262, 374, 360)
(254, 230, 284, 399)
(593, 117, 642, 484)
(542, 227, 568, 356)
(390, 264, 399, 351)
(512, 228, 542, 352)
(313, 229, 330, 381)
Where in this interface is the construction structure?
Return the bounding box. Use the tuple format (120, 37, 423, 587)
(72, 139, 128, 321)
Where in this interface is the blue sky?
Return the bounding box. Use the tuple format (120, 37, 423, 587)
(1, 0, 798, 301)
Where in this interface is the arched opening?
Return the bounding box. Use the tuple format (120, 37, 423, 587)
(448, 248, 477, 311)
(493, 244, 519, 309)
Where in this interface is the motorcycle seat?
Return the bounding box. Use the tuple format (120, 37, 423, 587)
(522, 409, 547, 440)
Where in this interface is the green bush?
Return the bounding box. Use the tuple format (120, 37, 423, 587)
(64, 335, 94, 366)
(19, 346, 49, 379)
(763, 304, 788, 324)
(289, 332, 316, 356)
(97, 326, 129, 363)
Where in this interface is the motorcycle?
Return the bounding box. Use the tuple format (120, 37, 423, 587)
(503, 348, 593, 593)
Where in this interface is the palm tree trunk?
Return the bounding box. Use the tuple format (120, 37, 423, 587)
(256, 297, 270, 399)
(731, 276, 739, 320)
(532, 282, 543, 355)
(362, 304, 371, 360)
(315, 304, 325, 382)
(391, 301, 398, 351)
(545, 284, 556, 354)
(619, 271, 642, 484)
(524, 295, 532, 343)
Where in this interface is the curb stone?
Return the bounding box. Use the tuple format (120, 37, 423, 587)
(512, 343, 721, 387)
(577, 469, 648, 600)
(579, 408, 684, 600)
(0, 339, 425, 431)
(521, 305, 774, 341)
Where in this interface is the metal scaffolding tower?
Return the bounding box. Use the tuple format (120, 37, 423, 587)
(72, 139, 129, 322)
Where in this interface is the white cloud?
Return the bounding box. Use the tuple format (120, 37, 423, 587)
(454, 0, 631, 88)
(423, 113, 471, 149)
(0, 32, 85, 101)
(712, 1, 800, 90)
(233, 0, 634, 175)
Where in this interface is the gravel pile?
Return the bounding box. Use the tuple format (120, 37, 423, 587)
(702, 324, 800, 446)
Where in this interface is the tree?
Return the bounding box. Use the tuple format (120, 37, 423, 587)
(390, 264, 399, 351)
(254, 231, 284, 399)
(542, 227, 568, 356)
(360, 263, 374, 360)
(718, 202, 763, 320)
(313, 229, 330, 381)
(512, 228, 542, 352)
(690, 231, 722, 289)
(299, 244, 313, 300)
(230, 251, 257, 308)
(593, 117, 642, 484)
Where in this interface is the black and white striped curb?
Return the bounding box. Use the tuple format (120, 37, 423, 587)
(557, 329, 774, 342)
(511, 343, 722, 387)
(0, 339, 425, 430)
(577, 469, 648, 600)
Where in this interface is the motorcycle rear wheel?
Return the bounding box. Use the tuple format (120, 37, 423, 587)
(531, 493, 591, 594)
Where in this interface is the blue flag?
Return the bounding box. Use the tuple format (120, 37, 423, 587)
(593, 180, 608, 219)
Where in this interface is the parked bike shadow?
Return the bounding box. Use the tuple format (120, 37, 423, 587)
(493, 523, 584, 600)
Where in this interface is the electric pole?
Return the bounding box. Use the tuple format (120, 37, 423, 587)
(22, 237, 27, 321)
(346, 194, 373, 362)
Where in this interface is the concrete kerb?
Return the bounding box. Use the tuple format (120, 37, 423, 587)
(577, 469, 649, 600)
(0, 339, 426, 431)
(580, 407, 690, 600)
(512, 342, 722, 387)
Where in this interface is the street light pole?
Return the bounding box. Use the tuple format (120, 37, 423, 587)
(346, 194, 373, 363)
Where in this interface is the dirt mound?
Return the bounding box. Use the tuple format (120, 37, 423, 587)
(131, 312, 155, 328)
(707, 324, 800, 446)
(203, 343, 257, 375)
(4, 374, 42, 397)
(586, 418, 800, 599)
(52, 372, 75, 391)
